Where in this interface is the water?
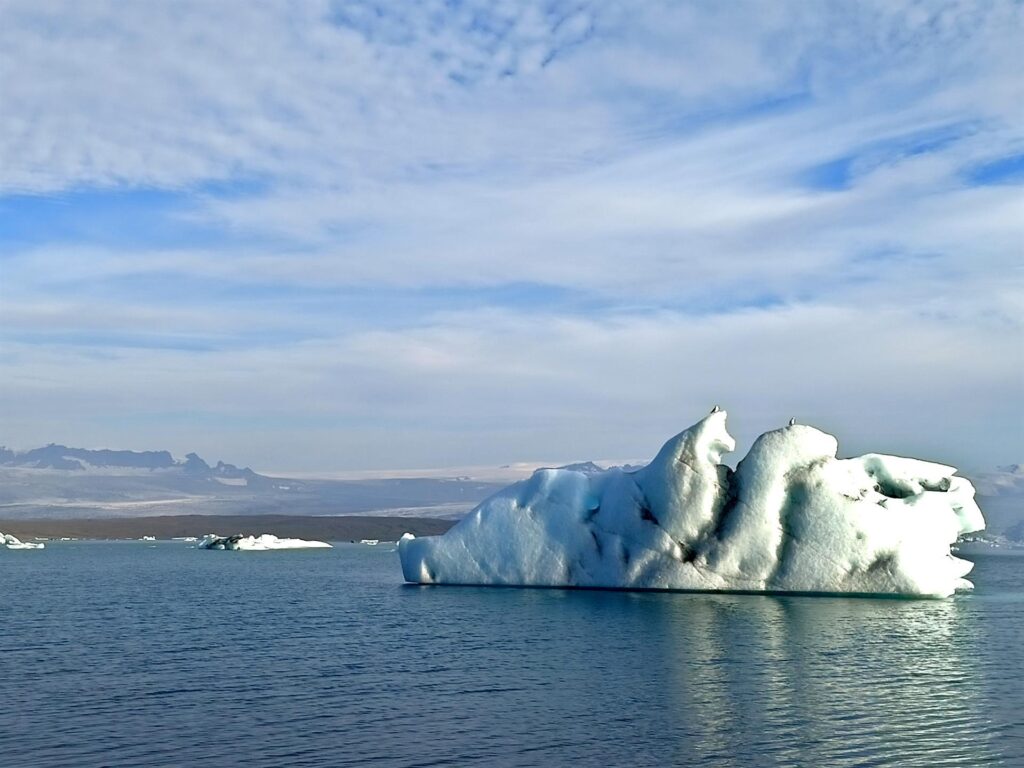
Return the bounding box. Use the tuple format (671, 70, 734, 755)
(2, 542, 1022, 767)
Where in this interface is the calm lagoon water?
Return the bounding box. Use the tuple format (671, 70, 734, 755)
(1, 541, 1022, 767)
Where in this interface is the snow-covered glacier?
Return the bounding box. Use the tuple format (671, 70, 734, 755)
(198, 533, 331, 550)
(399, 410, 985, 597)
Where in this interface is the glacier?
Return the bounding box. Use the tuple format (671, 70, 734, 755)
(398, 409, 985, 598)
(197, 533, 331, 551)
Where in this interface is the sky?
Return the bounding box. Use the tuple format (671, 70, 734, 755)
(1, 0, 1022, 474)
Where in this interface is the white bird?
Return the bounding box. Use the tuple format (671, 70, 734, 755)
(788, 418, 796, 426)
(711, 405, 721, 413)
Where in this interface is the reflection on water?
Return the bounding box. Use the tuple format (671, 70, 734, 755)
(0, 544, 1020, 767)
(651, 598, 1003, 765)
(645, 589, 1011, 767)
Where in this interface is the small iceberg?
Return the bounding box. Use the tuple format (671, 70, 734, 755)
(360, 539, 380, 546)
(197, 533, 332, 551)
(2, 532, 45, 550)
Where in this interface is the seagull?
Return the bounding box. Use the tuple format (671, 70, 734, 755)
(711, 405, 721, 413)
(788, 418, 796, 426)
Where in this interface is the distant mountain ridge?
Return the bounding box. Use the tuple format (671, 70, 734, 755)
(0, 442, 506, 521)
(0, 443, 263, 482)
(547, 461, 645, 475)
(1, 444, 176, 471)
(1, 443, 645, 481)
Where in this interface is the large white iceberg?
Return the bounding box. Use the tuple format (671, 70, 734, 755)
(197, 533, 331, 550)
(2, 532, 45, 550)
(399, 410, 985, 598)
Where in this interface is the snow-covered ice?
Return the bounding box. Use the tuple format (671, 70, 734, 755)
(399, 409, 985, 598)
(197, 533, 332, 550)
(2, 532, 45, 550)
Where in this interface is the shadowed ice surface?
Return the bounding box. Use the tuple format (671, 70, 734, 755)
(1, 542, 1021, 767)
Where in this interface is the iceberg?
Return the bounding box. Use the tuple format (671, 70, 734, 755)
(197, 533, 332, 551)
(399, 409, 985, 598)
(2, 532, 45, 550)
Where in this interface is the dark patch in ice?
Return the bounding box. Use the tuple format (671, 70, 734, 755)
(711, 477, 741, 540)
(769, 478, 809, 585)
(921, 477, 952, 492)
(872, 480, 913, 500)
(867, 553, 896, 575)
(716, 465, 734, 487)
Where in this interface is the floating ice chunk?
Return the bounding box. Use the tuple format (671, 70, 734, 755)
(2, 532, 45, 550)
(197, 533, 331, 550)
(399, 410, 985, 598)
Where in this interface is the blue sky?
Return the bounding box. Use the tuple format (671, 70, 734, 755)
(1, 1, 1022, 472)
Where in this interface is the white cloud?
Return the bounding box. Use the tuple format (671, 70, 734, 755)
(1, 0, 1022, 469)
(2, 303, 1020, 471)
(4, 1, 1019, 194)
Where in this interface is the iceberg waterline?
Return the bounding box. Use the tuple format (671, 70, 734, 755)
(399, 410, 985, 597)
(197, 533, 332, 551)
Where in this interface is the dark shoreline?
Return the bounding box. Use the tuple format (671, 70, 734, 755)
(0, 514, 455, 542)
